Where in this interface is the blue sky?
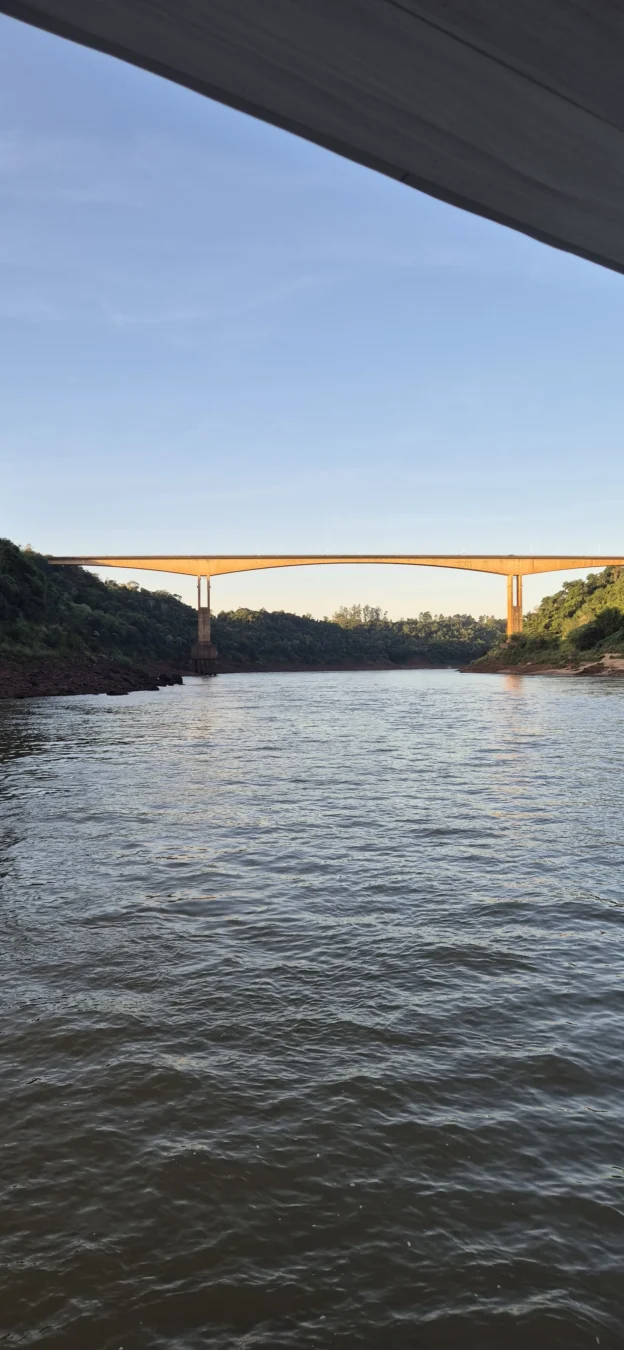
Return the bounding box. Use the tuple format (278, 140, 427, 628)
(1, 14, 623, 620)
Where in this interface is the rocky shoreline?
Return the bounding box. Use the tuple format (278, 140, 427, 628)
(464, 654, 624, 677)
(0, 654, 452, 699)
(0, 657, 184, 701)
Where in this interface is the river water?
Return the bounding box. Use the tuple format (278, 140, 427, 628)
(1, 670, 623, 1349)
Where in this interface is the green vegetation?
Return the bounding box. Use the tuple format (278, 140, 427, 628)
(470, 567, 624, 670)
(212, 606, 504, 668)
(0, 539, 504, 670)
(0, 539, 195, 663)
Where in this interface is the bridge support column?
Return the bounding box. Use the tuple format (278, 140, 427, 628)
(506, 574, 523, 637)
(191, 576, 217, 675)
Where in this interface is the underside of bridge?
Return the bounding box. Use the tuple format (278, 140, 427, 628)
(3, 2, 624, 275)
(49, 556, 624, 669)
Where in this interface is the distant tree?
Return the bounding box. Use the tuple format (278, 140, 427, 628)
(332, 604, 362, 627)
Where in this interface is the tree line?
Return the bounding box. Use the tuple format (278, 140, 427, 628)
(212, 605, 504, 668)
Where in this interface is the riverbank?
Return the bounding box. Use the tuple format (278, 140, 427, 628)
(0, 655, 451, 699)
(5, 650, 624, 698)
(464, 653, 624, 677)
(216, 655, 444, 674)
(0, 656, 183, 700)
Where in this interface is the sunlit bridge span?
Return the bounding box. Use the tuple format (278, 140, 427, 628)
(49, 554, 624, 675)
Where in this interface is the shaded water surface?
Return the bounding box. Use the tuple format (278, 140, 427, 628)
(1, 670, 623, 1349)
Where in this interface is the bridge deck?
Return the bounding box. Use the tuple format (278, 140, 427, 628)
(48, 555, 624, 579)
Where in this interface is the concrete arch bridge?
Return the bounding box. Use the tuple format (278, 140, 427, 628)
(49, 554, 624, 675)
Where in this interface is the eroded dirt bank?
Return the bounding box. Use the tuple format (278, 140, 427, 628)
(0, 657, 184, 700)
(464, 654, 624, 677)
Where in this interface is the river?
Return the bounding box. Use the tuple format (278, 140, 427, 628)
(1, 670, 623, 1348)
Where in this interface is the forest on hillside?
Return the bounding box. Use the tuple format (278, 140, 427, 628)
(471, 566, 624, 669)
(0, 540, 196, 664)
(0, 540, 504, 669)
(212, 605, 504, 668)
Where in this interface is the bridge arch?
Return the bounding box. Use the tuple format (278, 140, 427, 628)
(49, 553, 624, 642)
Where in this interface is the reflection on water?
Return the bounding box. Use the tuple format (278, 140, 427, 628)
(1, 670, 623, 1349)
(503, 673, 527, 695)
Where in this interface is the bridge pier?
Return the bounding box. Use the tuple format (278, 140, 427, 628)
(507, 574, 523, 637)
(191, 576, 217, 675)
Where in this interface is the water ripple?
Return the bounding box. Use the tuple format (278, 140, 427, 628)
(1, 671, 623, 1348)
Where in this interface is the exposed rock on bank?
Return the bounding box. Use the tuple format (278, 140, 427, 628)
(464, 653, 624, 677)
(0, 657, 183, 701)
